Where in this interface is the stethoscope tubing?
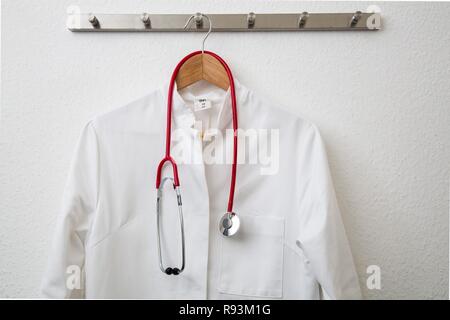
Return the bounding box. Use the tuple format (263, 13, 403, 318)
(156, 50, 238, 214)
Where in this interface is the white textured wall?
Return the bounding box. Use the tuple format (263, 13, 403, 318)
(1, 0, 449, 299)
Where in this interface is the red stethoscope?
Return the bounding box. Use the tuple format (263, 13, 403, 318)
(155, 45, 240, 275)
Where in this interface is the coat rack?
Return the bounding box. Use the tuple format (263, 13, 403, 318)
(66, 12, 381, 32)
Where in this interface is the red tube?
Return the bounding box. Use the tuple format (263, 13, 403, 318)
(156, 50, 238, 214)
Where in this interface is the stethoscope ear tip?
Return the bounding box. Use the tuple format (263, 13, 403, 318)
(165, 267, 181, 275)
(172, 268, 180, 275)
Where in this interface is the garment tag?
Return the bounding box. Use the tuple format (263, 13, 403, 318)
(194, 98, 212, 112)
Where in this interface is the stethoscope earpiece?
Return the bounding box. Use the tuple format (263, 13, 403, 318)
(156, 177, 185, 276)
(165, 267, 181, 276)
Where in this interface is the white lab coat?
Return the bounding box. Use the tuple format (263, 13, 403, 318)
(41, 79, 362, 299)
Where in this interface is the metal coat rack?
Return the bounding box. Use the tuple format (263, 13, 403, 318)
(66, 11, 381, 32)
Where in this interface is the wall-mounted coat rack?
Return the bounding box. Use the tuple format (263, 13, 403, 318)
(66, 12, 381, 32)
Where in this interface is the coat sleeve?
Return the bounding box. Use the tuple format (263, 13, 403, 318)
(41, 121, 99, 298)
(296, 124, 362, 300)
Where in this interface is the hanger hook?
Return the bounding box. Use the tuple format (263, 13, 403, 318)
(183, 13, 213, 53)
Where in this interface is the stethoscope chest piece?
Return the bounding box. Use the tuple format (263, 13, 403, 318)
(219, 212, 240, 237)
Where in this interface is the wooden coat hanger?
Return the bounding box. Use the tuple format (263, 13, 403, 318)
(176, 14, 230, 91)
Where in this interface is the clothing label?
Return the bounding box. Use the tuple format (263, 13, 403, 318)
(194, 98, 212, 112)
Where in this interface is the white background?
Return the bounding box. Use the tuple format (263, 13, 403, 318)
(1, 0, 449, 299)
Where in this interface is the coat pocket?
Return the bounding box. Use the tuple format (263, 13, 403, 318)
(218, 214, 285, 298)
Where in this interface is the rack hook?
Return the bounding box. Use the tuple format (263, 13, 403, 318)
(194, 12, 203, 27)
(298, 12, 309, 28)
(350, 11, 362, 27)
(247, 12, 256, 28)
(141, 13, 151, 28)
(183, 13, 213, 53)
(88, 14, 99, 28)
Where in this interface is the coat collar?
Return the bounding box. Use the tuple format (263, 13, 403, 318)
(159, 78, 248, 132)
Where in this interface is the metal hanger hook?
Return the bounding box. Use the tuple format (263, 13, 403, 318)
(183, 13, 212, 53)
